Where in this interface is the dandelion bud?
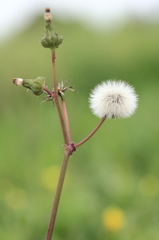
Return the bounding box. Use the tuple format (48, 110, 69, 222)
(13, 77, 46, 96)
(89, 80, 138, 119)
(22, 77, 46, 96)
(41, 8, 63, 50)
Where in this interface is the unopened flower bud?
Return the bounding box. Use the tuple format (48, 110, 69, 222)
(23, 77, 46, 95)
(41, 8, 63, 50)
(13, 77, 46, 96)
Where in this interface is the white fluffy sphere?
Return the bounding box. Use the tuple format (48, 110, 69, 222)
(89, 80, 138, 119)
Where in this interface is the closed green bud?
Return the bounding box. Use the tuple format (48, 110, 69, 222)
(23, 77, 46, 95)
(41, 8, 63, 50)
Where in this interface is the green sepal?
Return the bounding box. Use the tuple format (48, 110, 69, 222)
(23, 77, 46, 96)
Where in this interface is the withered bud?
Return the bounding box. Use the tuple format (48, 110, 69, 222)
(13, 78, 24, 86)
(44, 8, 52, 21)
(45, 8, 50, 12)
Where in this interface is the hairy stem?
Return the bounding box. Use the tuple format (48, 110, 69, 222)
(51, 50, 68, 145)
(62, 100, 72, 144)
(75, 116, 106, 148)
(45, 151, 70, 240)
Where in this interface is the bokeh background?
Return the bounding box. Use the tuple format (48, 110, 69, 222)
(1, 1, 159, 239)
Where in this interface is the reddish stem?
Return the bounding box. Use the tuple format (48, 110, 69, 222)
(45, 151, 70, 240)
(43, 87, 54, 98)
(62, 100, 72, 144)
(75, 116, 106, 148)
(51, 50, 68, 145)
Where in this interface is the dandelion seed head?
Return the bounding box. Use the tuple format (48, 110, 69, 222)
(89, 80, 138, 119)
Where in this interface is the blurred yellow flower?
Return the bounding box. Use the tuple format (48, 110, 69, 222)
(41, 165, 60, 191)
(102, 207, 125, 232)
(4, 187, 28, 210)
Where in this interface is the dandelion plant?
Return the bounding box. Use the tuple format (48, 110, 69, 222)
(12, 8, 138, 240)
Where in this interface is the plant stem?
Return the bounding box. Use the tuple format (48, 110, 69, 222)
(45, 50, 72, 240)
(45, 151, 70, 240)
(51, 50, 68, 145)
(75, 116, 106, 148)
(43, 87, 55, 98)
(61, 100, 72, 144)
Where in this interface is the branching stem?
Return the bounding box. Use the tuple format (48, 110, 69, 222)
(45, 50, 74, 240)
(45, 50, 106, 240)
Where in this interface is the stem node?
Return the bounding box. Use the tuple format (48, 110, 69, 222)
(62, 142, 77, 155)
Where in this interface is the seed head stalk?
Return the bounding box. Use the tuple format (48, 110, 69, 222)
(75, 115, 106, 148)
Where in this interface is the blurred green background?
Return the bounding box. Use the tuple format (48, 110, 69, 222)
(1, 15, 159, 240)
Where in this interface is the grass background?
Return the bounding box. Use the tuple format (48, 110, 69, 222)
(1, 15, 159, 240)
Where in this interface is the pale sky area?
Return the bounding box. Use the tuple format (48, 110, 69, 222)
(1, 0, 159, 41)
